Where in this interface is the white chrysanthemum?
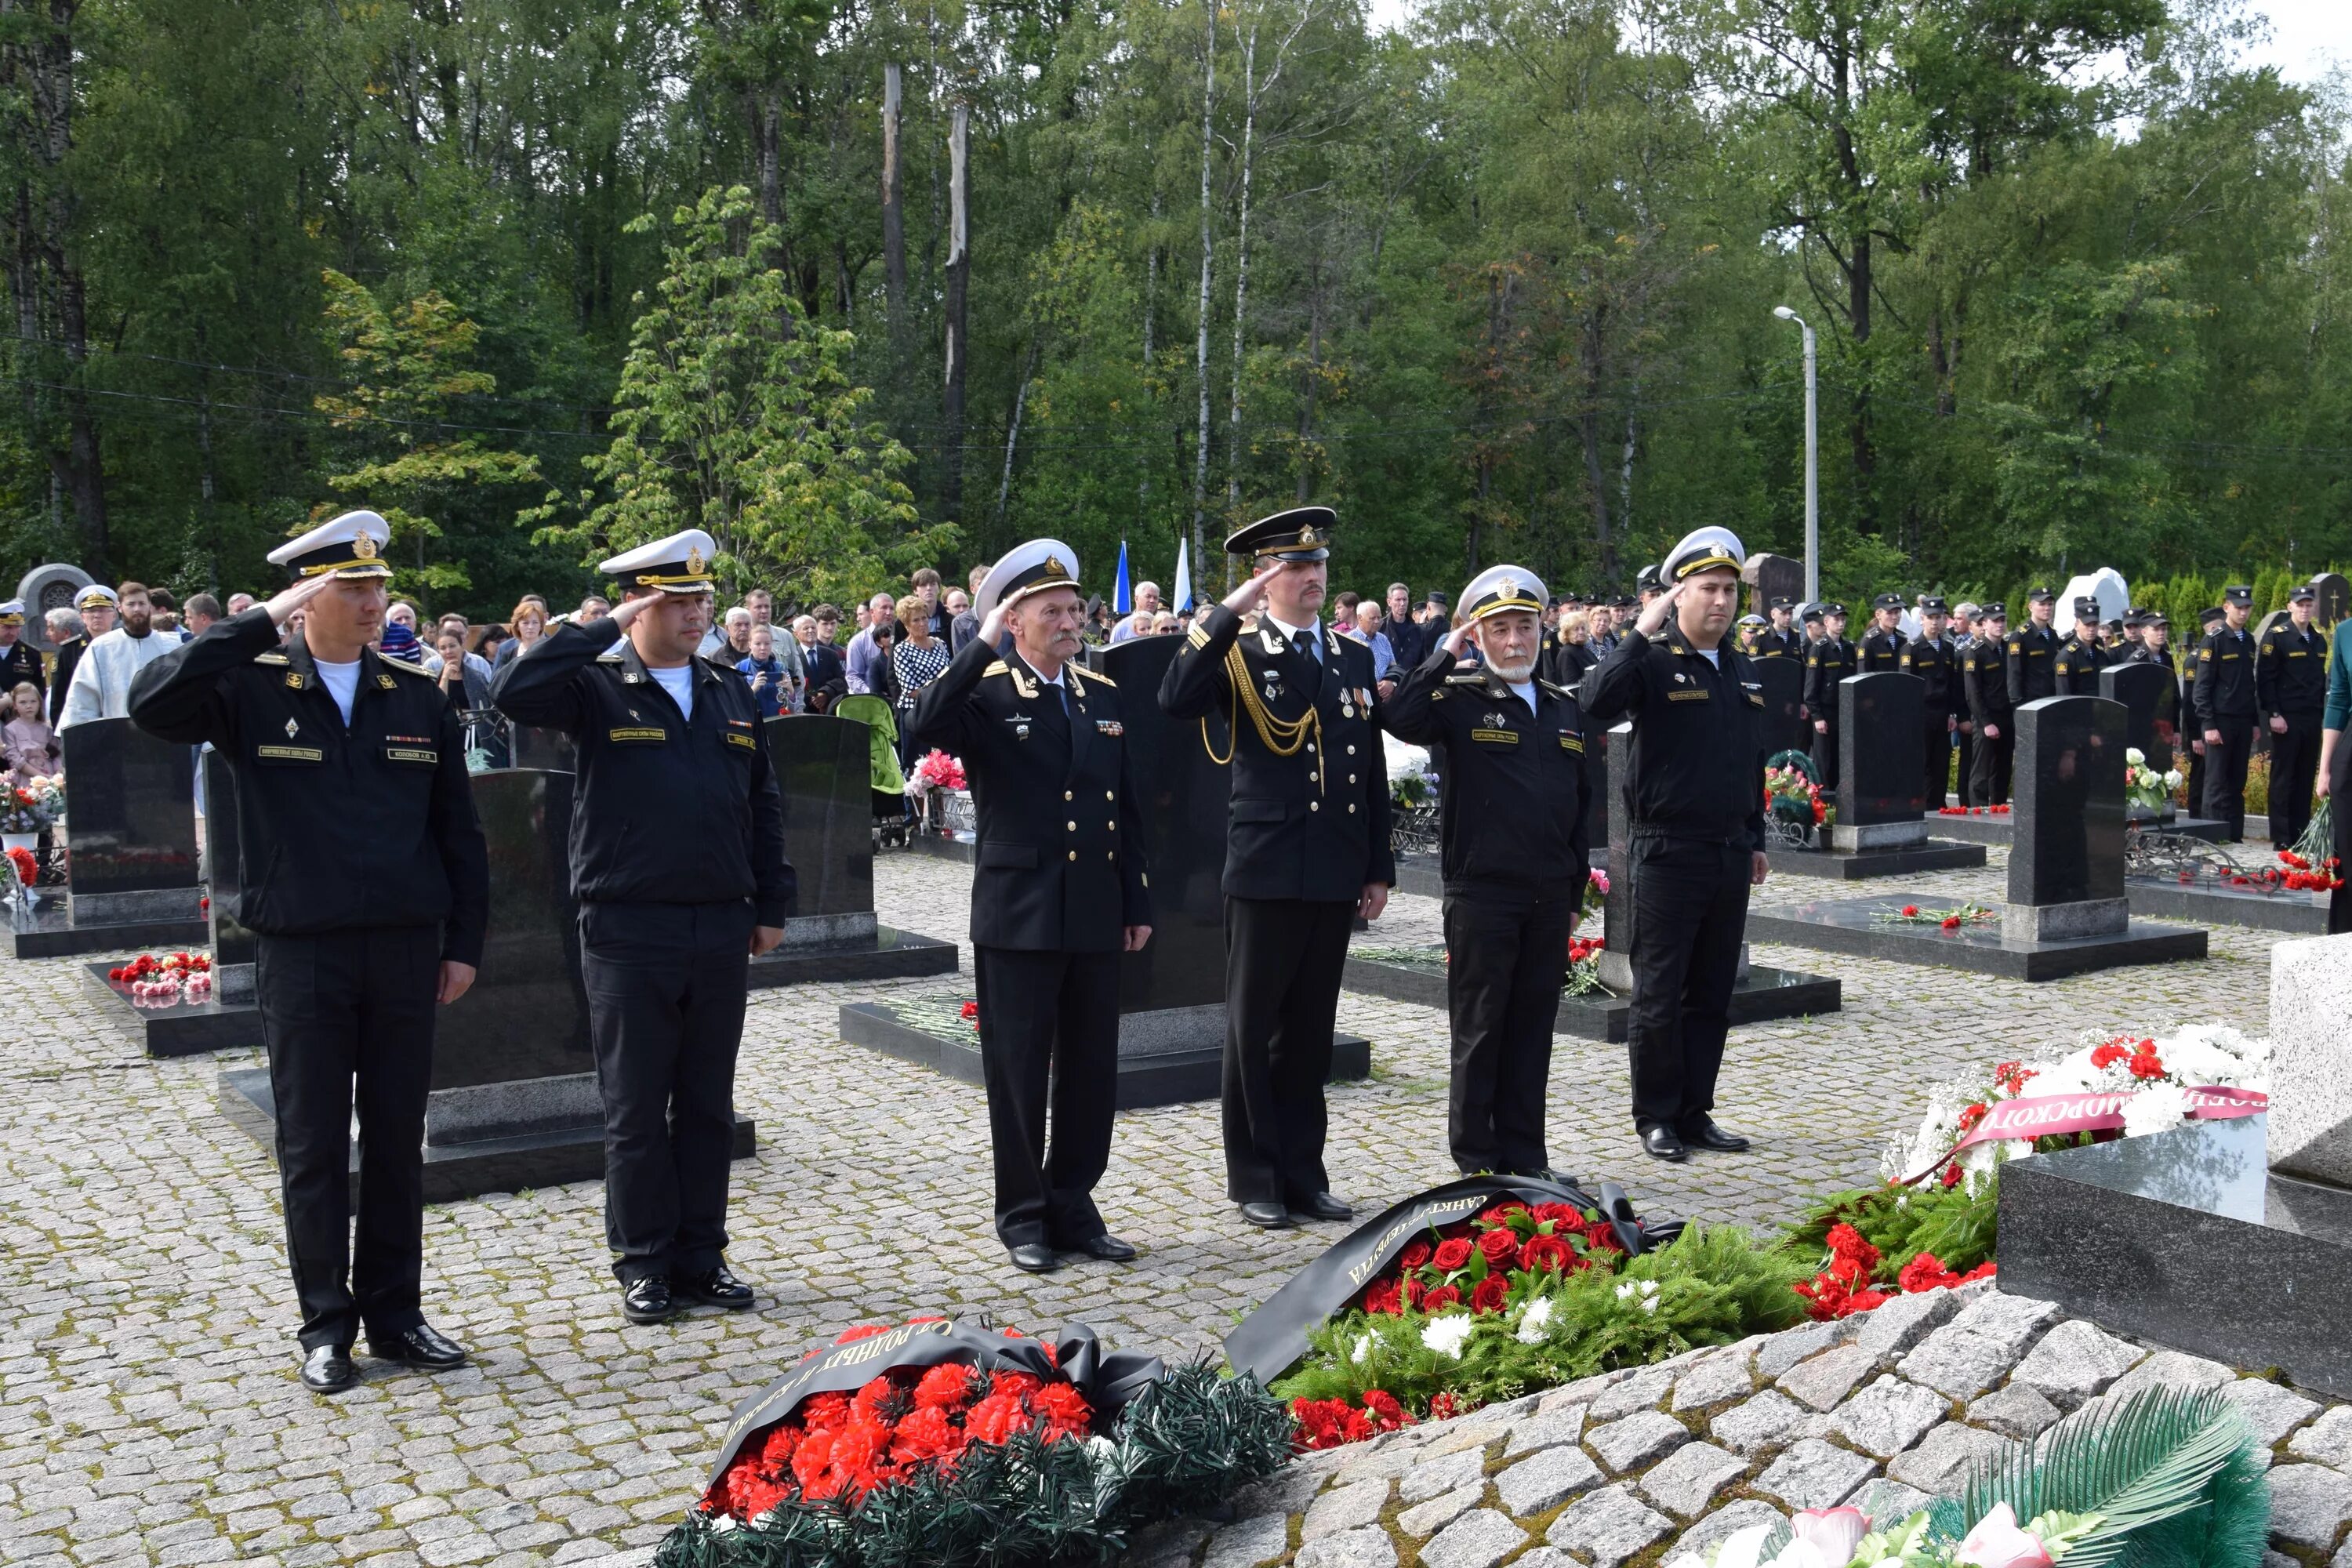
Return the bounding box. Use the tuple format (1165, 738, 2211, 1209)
(1516, 1295, 1555, 1345)
(1421, 1314, 1475, 1359)
(2122, 1083, 2190, 1139)
(1350, 1333, 1374, 1365)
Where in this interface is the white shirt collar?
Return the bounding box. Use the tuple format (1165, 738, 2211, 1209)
(1265, 613, 1319, 646)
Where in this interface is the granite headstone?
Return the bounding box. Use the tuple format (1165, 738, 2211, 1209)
(2100, 661, 2175, 779)
(2311, 572, 2350, 629)
(14, 563, 93, 653)
(1581, 722, 1610, 868)
(1597, 722, 1635, 993)
(2007, 695, 2128, 940)
(2266, 932, 2352, 1188)
(1831, 672, 1928, 849)
(1742, 553, 1802, 621)
(201, 749, 257, 1002)
(1751, 655, 1807, 757)
(763, 712, 877, 947)
(63, 717, 201, 924)
(1098, 634, 1230, 1017)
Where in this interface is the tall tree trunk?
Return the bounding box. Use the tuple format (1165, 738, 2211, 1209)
(1225, 21, 1258, 517)
(997, 337, 1040, 527)
(1192, 1, 1215, 577)
(882, 62, 906, 338)
(1849, 228, 1874, 532)
(1142, 186, 1160, 370)
(1618, 392, 1637, 576)
(753, 88, 783, 227)
(1578, 302, 1613, 568)
(942, 100, 971, 524)
(1296, 259, 1323, 503)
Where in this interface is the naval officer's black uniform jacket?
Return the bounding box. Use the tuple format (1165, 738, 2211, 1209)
(0, 635, 43, 700)
(908, 637, 1153, 1247)
(1384, 642, 1592, 1174)
(2053, 633, 2107, 696)
(1160, 601, 1393, 1205)
(1900, 633, 1963, 806)
(1962, 633, 2013, 806)
(2006, 621, 2060, 707)
(129, 606, 490, 1350)
(2191, 624, 2259, 840)
(1579, 623, 1767, 1138)
(1802, 633, 1856, 789)
(2260, 618, 2329, 846)
(490, 615, 793, 1283)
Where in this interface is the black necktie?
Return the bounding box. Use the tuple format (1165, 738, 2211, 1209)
(1291, 629, 1318, 666)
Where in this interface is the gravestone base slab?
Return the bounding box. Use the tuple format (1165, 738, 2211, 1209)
(746, 924, 957, 990)
(1766, 840, 1987, 880)
(2125, 879, 2328, 933)
(1745, 895, 2207, 981)
(216, 1065, 755, 1202)
(9, 892, 209, 960)
(71, 886, 202, 924)
(1931, 808, 2230, 846)
(1828, 819, 1927, 852)
(839, 997, 1370, 1108)
(82, 960, 260, 1056)
(1341, 946, 1838, 1042)
(216, 962, 256, 1003)
(2001, 1114, 2352, 1400)
(2008, 897, 2128, 942)
(908, 833, 976, 866)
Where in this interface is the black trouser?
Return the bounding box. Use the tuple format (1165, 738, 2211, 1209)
(254, 926, 441, 1352)
(2330, 738, 2351, 936)
(579, 899, 753, 1283)
(1443, 893, 1575, 1174)
(2271, 712, 2322, 847)
(972, 945, 1119, 1249)
(1622, 834, 1751, 1135)
(1810, 722, 1839, 795)
(1924, 724, 1952, 810)
(1969, 722, 2012, 807)
(2202, 718, 2255, 840)
(1951, 724, 1974, 807)
(1221, 895, 1354, 1205)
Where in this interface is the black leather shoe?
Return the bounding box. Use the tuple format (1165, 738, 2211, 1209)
(1641, 1125, 1688, 1162)
(673, 1265, 757, 1310)
(1682, 1118, 1751, 1153)
(1007, 1243, 1059, 1272)
(1070, 1233, 1137, 1261)
(1292, 1192, 1355, 1222)
(300, 1345, 358, 1394)
(1239, 1201, 1292, 1229)
(367, 1323, 467, 1370)
(621, 1276, 675, 1323)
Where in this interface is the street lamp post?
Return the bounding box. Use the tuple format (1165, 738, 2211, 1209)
(1773, 306, 1818, 602)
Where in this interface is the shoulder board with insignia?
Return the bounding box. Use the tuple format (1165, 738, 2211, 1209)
(1445, 672, 1486, 685)
(252, 652, 289, 666)
(983, 660, 1010, 676)
(383, 658, 437, 677)
(1537, 679, 1573, 697)
(596, 649, 626, 662)
(1083, 668, 1116, 687)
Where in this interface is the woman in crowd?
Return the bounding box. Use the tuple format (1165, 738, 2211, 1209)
(1540, 604, 1598, 688)
(738, 623, 791, 719)
(493, 601, 547, 669)
(890, 600, 950, 760)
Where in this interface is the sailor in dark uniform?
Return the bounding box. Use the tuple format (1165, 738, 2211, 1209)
(1857, 593, 1906, 673)
(2193, 586, 2260, 841)
(1756, 597, 1802, 659)
(2260, 585, 2329, 848)
(1899, 597, 1962, 808)
(907, 540, 1153, 1272)
(1160, 507, 1392, 1229)
(2054, 597, 2108, 696)
(1947, 601, 1979, 800)
(1962, 604, 2013, 807)
(0, 600, 44, 699)
(2006, 587, 2060, 710)
(1383, 564, 1591, 1181)
(491, 528, 793, 1324)
(2183, 605, 2224, 815)
(1803, 602, 1854, 789)
(128, 510, 488, 1394)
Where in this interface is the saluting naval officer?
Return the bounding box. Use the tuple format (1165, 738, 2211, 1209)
(1382, 565, 1592, 1181)
(128, 510, 488, 1394)
(1160, 506, 1393, 1230)
(906, 540, 1153, 1274)
(1581, 527, 1769, 1164)
(491, 528, 794, 1324)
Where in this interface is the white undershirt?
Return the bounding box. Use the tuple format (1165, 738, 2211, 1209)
(1695, 647, 1721, 669)
(648, 662, 695, 721)
(1508, 679, 1538, 712)
(314, 657, 361, 724)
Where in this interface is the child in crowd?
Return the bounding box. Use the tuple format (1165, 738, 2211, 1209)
(3, 681, 60, 785)
(738, 624, 789, 720)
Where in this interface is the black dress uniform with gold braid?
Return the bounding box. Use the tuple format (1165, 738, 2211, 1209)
(2054, 599, 2108, 696)
(491, 527, 793, 1321)
(1384, 565, 1591, 1178)
(1160, 507, 1392, 1223)
(0, 600, 43, 699)
(1962, 608, 2013, 807)
(1580, 526, 1768, 1162)
(2192, 588, 2261, 842)
(128, 510, 488, 1381)
(2259, 590, 2329, 848)
(1899, 601, 1962, 808)
(2006, 591, 2060, 708)
(1802, 611, 1855, 790)
(907, 540, 1153, 1269)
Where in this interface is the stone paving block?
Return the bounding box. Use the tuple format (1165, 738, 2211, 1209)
(2290, 1406, 2352, 1468)
(2107, 1348, 2238, 1402)
(1588, 1410, 1693, 1474)
(2268, 1465, 2352, 1550)
(2227, 1381, 2324, 1450)
(2008, 1319, 2147, 1408)
(1757, 1319, 1856, 1381)
(1589, 1365, 1677, 1422)
(1294, 1526, 1397, 1568)
(1201, 1512, 1290, 1568)
(1885, 1422, 2016, 1494)
(1711, 1390, 1829, 1457)
(1966, 1385, 2063, 1443)
(1673, 1349, 1758, 1413)
(1399, 1484, 1486, 1540)
(1496, 1445, 1604, 1518)
(1677, 1499, 1786, 1561)
(1853, 1290, 1963, 1364)
(1401, 1446, 1492, 1506)
(1639, 1441, 1748, 1519)
(1754, 1439, 1880, 1511)
(1302, 1479, 1388, 1541)
(1831, 1377, 1948, 1460)
(1855, 1478, 1935, 1523)
(1782, 1345, 1878, 1412)
(1506, 1403, 1588, 1458)
(1898, 1295, 2062, 1401)
(1545, 1484, 1675, 1568)
(1421, 1508, 1530, 1568)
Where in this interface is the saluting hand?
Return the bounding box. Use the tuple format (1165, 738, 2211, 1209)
(607, 593, 659, 632)
(260, 572, 337, 626)
(978, 604, 1007, 648)
(1221, 559, 1283, 616)
(1633, 580, 1685, 639)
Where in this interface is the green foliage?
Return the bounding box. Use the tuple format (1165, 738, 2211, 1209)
(1784, 1180, 1999, 1279)
(1271, 1224, 1809, 1414)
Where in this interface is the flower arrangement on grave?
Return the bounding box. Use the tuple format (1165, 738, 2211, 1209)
(1787, 1218, 1996, 1321)
(5, 844, 34, 885)
(1582, 867, 1609, 917)
(1765, 765, 1826, 827)
(1390, 757, 1439, 809)
(1563, 935, 1607, 995)
(1667, 1385, 2270, 1568)
(659, 1318, 1288, 1568)
(907, 749, 966, 796)
(2277, 802, 2344, 891)
(1875, 901, 1998, 931)
(107, 950, 213, 1003)
(1937, 803, 2011, 816)
(0, 780, 59, 834)
(2122, 747, 2183, 814)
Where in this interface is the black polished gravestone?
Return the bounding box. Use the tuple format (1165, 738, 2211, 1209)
(216, 768, 755, 1200)
(1742, 552, 1802, 622)
(2100, 660, 2176, 779)
(746, 712, 956, 988)
(12, 717, 210, 960)
(1349, 721, 1839, 1039)
(2314, 572, 2350, 629)
(1751, 695, 2206, 978)
(843, 634, 1370, 1106)
(1766, 672, 1985, 880)
(508, 724, 576, 773)
(1751, 654, 1808, 757)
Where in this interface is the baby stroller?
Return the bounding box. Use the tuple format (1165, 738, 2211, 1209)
(835, 695, 914, 848)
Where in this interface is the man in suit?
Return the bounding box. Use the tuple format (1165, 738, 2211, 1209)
(908, 540, 1153, 1272)
(1160, 506, 1392, 1230)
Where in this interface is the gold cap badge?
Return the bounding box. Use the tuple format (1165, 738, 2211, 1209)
(1044, 554, 1067, 578)
(686, 546, 705, 574)
(351, 532, 378, 560)
(1298, 525, 1316, 544)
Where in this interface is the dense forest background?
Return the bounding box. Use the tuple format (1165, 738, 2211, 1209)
(0, 0, 2345, 622)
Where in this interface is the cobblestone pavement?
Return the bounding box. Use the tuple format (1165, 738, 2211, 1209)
(0, 844, 2284, 1567)
(1138, 1283, 2350, 1568)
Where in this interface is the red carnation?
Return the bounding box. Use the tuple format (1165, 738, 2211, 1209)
(833, 1325, 887, 1346)
(1471, 1276, 1512, 1314)
(1030, 1381, 1094, 1440)
(2090, 1040, 2128, 1069)
(791, 1428, 840, 1497)
(1940, 915, 1961, 931)
(1897, 1251, 1959, 1294)
(1432, 1237, 1473, 1272)
(1900, 905, 1919, 917)
(913, 1362, 975, 1411)
(1941, 1164, 1964, 1189)
(1957, 1102, 1987, 1132)
(1361, 1389, 1406, 1426)
(1519, 1234, 1570, 1273)
(1428, 1392, 1462, 1421)
(1476, 1228, 1519, 1264)
(1399, 1239, 1433, 1270)
(964, 1391, 1033, 1445)
(1421, 1285, 1461, 1312)
(891, 1404, 961, 1466)
(989, 1370, 1044, 1403)
(759, 1422, 804, 1468)
(800, 1392, 852, 1431)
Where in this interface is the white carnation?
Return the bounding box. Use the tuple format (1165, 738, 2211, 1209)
(2122, 1083, 2190, 1139)
(1350, 1333, 1374, 1365)
(1516, 1295, 1555, 1345)
(1421, 1314, 1475, 1359)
